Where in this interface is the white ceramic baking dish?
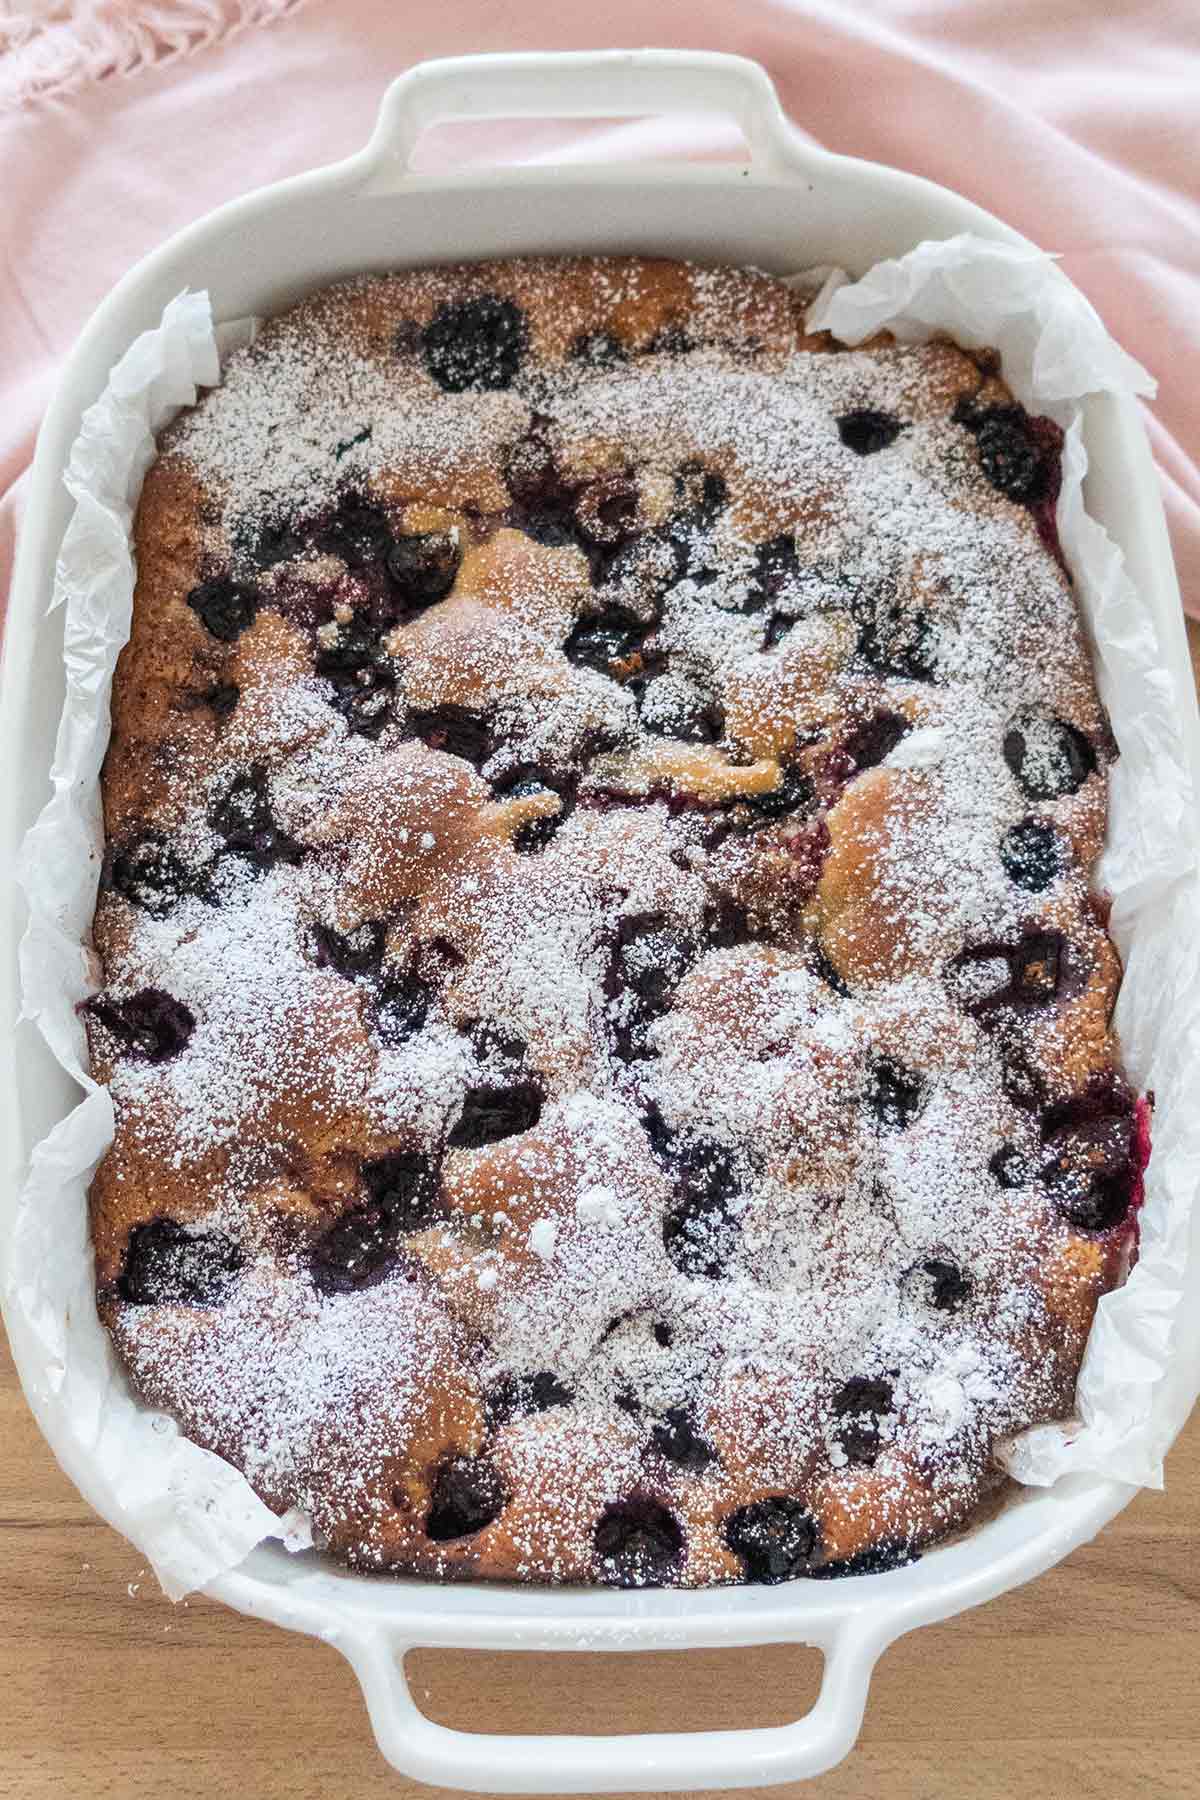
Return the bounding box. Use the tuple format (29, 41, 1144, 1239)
(4, 50, 1200, 1794)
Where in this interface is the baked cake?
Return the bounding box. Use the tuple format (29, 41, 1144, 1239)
(84, 256, 1150, 1586)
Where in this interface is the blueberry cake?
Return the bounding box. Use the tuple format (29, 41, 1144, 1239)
(85, 256, 1151, 1587)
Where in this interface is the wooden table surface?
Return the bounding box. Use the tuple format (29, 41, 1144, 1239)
(4, 619, 1199, 1800)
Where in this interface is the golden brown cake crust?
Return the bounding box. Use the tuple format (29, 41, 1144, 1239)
(86, 255, 1144, 1588)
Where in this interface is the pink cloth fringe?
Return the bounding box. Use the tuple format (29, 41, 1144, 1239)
(0, 0, 305, 108)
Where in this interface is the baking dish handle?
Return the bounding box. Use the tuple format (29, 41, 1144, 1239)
(344, 1614, 890, 1793)
(359, 49, 795, 185)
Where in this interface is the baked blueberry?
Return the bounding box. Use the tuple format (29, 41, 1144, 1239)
(313, 624, 382, 684)
(837, 709, 911, 775)
(84, 988, 194, 1063)
(316, 496, 394, 570)
(959, 406, 1044, 501)
(245, 519, 305, 570)
(999, 1040, 1047, 1111)
(672, 460, 727, 528)
(642, 1100, 676, 1163)
(313, 919, 386, 978)
(386, 531, 461, 607)
(311, 1151, 439, 1294)
(1001, 819, 1065, 892)
(363, 1149, 440, 1221)
(990, 1143, 1035, 1188)
(913, 1258, 972, 1312)
(119, 1218, 243, 1306)
(666, 477, 727, 589)
(314, 625, 397, 738)
(744, 762, 813, 823)
(650, 1407, 718, 1473)
(833, 1375, 894, 1415)
(502, 422, 584, 548)
(724, 1496, 818, 1583)
(593, 529, 683, 604)
(107, 831, 206, 918)
(637, 678, 724, 745)
(485, 1371, 573, 1428)
(1003, 715, 1096, 800)
(186, 576, 258, 643)
(407, 703, 493, 767)
(311, 1204, 406, 1295)
(1007, 930, 1064, 1005)
(606, 912, 697, 1062)
(509, 777, 563, 841)
(662, 1141, 743, 1279)
(368, 971, 431, 1047)
(858, 598, 936, 681)
(465, 1018, 529, 1070)
(564, 604, 650, 674)
(701, 896, 766, 950)
(426, 1455, 506, 1540)
(645, 322, 694, 356)
(574, 475, 640, 551)
(745, 532, 801, 618)
(832, 1375, 894, 1465)
(950, 929, 1065, 1016)
(1042, 1099, 1136, 1232)
(210, 766, 304, 872)
(869, 1057, 925, 1129)
(503, 775, 566, 852)
(423, 294, 526, 392)
(1040, 1072, 1136, 1139)
(1044, 1144, 1134, 1232)
(837, 409, 905, 456)
(809, 1538, 918, 1578)
(448, 1082, 543, 1147)
(594, 1496, 685, 1585)
(203, 681, 240, 718)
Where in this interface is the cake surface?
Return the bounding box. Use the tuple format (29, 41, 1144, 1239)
(85, 255, 1147, 1586)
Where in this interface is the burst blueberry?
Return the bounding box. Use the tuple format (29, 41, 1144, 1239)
(869, 1057, 925, 1129)
(107, 831, 205, 918)
(448, 1082, 543, 1147)
(119, 1219, 242, 1307)
(423, 294, 526, 392)
(407, 703, 493, 767)
(85, 988, 194, 1063)
(186, 576, 258, 643)
(724, 1496, 818, 1583)
(311, 1151, 439, 1295)
(594, 1497, 684, 1585)
(650, 1407, 718, 1473)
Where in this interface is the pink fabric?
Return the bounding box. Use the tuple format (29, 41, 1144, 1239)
(2, 1, 1198, 628)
